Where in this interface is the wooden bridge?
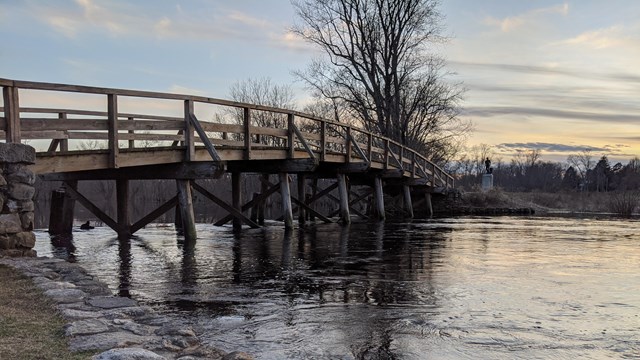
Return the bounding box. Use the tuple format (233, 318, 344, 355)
(0, 78, 454, 241)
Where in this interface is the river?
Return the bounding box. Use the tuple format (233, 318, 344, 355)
(34, 216, 640, 359)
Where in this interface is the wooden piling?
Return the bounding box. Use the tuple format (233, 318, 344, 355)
(232, 172, 242, 232)
(403, 185, 414, 219)
(337, 174, 351, 224)
(49, 188, 75, 235)
(297, 174, 306, 225)
(176, 180, 197, 242)
(425, 193, 433, 218)
(280, 173, 294, 229)
(116, 179, 131, 238)
(258, 174, 268, 225)
(373, 176, 385, 220)
(250, 192, 260, 222)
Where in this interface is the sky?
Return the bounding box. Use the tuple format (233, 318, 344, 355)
(1, 0, 639, 164)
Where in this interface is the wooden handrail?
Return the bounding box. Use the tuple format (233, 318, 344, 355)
(0, 78, 455, 187)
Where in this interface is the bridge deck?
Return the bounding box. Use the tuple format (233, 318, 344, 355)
(1, 78, 453, 238)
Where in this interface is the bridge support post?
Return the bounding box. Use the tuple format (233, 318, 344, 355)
(232, 172, 242, 232)
(280, 173, 294, 229)
(425, 193, 433, 218)
(116, 179, 131, 238)
(373, 176, 385, 220)
(337, 174, 351, 224)
(176, 179, 197, 242)
(258, 174, 268, 225)
(403, 185, 414, 219)
(297, 174, 306, 225)
(49, 181, 77, 235)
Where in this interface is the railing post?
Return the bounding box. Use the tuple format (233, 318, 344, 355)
(244, 107, 251, 160)
(2, 85, 20, 143)
(411, 152, 416, 178)
(384, 139, 389, 169)
(287, 113, 295, 159)
(399, 146, 404, 172)
(320, 121, 326, 161)
(367, 133, 373, 163)
(107, 94, 119, 168)
(184, 99, 195, 161)
(127, 116, 135, 149)
(345, 126, 351, 164)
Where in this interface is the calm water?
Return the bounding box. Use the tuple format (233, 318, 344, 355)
(35, 217, 640, 359)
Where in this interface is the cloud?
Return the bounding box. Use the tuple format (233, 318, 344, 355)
(558, 25, 636, 49)
(464, 106, 639, 124)
(497, 142, 607, 153)
(483, 3, 569, 32)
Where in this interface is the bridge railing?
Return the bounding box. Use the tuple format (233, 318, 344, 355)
(0, 78, 454, 188)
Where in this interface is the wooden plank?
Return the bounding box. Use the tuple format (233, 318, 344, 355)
(290, 195, 333, 223)
(21, 118, 108, 131)
(130, 195, 179, 234)
(127, 117, 135, 149)
(191, 182, 260, 229)
(107, 94, 119, 168)
(40, 162, 223, 181)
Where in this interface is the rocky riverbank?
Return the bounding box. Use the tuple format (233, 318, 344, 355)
(0, 256, 253, 360)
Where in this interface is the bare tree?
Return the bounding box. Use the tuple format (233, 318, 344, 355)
(567, 150, 593, 183)
(291, 0, 469, 164)
(225, 77, 296, 146)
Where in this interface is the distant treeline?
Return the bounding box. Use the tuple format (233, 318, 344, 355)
(452, 149, 640, 193)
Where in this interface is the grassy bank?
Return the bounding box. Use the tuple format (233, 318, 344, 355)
(0, 264, 96, 360)
(463, 189, 640, 216)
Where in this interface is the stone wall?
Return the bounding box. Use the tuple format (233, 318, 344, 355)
(0, 143, 36, 257)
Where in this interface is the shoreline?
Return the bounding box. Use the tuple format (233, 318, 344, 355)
(0, 256, 253, 360)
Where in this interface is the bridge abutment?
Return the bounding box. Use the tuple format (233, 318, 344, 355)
(0, 143, 37, 257)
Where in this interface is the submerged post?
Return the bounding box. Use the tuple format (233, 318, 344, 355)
(232, 172, 242, 232)
(403, 185, 414, 219)
(337, 174, 351, 224)
(116, 179, 131, 238)
(297, 174, 306, 225)
(425, 193, 433, 218)
(176, 179, 197, 242)
(280, 173, 294, 229)
(373, 176, 385, 220)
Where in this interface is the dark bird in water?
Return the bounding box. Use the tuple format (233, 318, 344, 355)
(80, 221, 94, 230)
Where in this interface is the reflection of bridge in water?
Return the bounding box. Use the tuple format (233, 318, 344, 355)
(1, 78, 454, 241)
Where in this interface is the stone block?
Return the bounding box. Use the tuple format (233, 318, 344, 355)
(0, 175, 6, 186)
(0, 143, 36, 164)
(0, 213, 23, 233)
(15, 232, 36, 248)
(22, 249, 37, 257)
(91, 348, 166, 360)
(20, 211, 34, 231)
(4, 199, 18, 213)
(17, 200, 34, 212)
(0, 235, 15, 249)
(8, 183, 35, 201)
(5, 164, 36, 185)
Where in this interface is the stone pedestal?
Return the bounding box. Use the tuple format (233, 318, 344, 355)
(0, 143, 37, 257)
(481, 174, 494, 191)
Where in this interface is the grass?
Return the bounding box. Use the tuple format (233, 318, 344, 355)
(0, 264, 98, 360)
